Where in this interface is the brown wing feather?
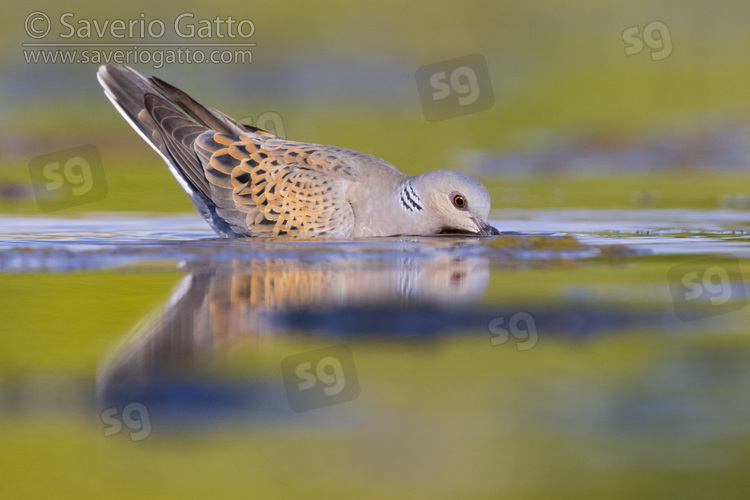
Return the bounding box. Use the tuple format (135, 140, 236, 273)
(195, 133, 358, 237)
(99, 64, 362, 238)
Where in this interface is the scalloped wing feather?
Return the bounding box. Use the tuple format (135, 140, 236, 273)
(195, 132, 357, 237)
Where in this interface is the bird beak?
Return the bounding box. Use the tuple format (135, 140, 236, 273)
(472, 218, 500, 236)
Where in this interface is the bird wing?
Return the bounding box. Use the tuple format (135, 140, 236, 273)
(99, 63, 361, 238)
(98, 64, 275, 237)
(193, 131, 359, 237)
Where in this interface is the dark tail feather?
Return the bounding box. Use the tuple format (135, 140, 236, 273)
(97, 64, 211, 196)
(97, 64, 262, 137)
(148, 76, 268, 136)
(97, 64, 167, 156)
(97, 64, 244, 237)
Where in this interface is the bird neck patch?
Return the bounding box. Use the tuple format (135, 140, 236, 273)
(399, 180, 424, 213)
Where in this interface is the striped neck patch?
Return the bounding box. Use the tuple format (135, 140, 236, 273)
(399, 180, 424, 213)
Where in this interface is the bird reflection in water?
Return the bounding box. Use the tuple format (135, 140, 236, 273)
(96, 249, 490, 425)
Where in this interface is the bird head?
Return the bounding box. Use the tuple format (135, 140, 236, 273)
(411, 169, 499, 235)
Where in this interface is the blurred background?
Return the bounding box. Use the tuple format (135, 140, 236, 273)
(3, 0, 750, 213)
(2, 1, 750, 498)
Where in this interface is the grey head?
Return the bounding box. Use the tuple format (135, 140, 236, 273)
(405, 169, 499, 235)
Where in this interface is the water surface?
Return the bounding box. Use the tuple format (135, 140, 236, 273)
(1, 209, 749, 498)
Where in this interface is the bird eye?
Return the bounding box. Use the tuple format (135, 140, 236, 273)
(452, 194, 467, 210)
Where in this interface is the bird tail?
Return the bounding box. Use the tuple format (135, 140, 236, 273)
(97, 63, 263, 138)
(99, 65, 265, 236)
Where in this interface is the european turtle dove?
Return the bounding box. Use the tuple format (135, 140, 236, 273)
(97, 64, 498, 238)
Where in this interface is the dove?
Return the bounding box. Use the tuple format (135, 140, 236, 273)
(97, 64, 498, 238)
